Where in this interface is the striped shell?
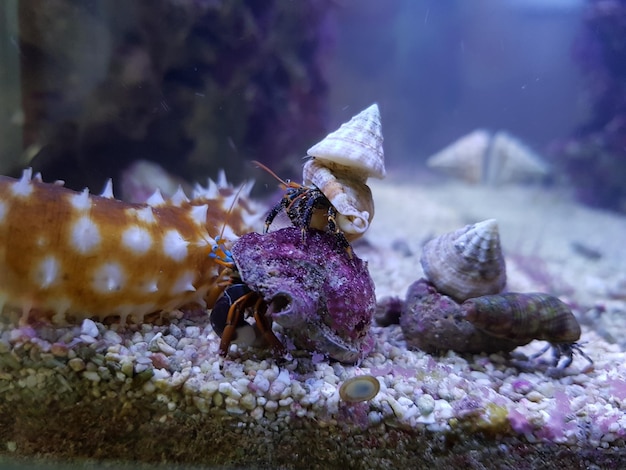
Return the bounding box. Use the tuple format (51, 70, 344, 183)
(0, 169, 260, 324)
(306, 103, 385, 179)
(462, 292, 581, 344)
(303, 104, 385, 239)
(427, 129, 549, 185)
(426, 129, 491, 184)
(420, 219, 506, 302)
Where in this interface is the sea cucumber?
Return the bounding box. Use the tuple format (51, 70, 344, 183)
(0, 169, 260, 324)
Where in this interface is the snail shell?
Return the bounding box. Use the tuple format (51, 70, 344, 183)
(303, 104, 385, 239)
(339, 375, 380, 403)
(427, 129, 549, 185)
(420, 219, 506, 302)
(462, 292, 581, 344)
(426, 129, 491, 184)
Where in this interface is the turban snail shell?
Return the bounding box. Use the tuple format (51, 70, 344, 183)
(420, 219, 507, 303)
(303, 103, 386, 241)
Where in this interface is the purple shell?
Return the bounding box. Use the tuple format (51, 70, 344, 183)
(401, 279, 525, 354)
(231, 227, 376, 363)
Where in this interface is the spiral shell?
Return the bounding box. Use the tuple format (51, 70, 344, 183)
(462, 293, 581, 344)
(420, 219, 506, 302)
(427, 129, 549, 185)
(303, 104, 385, 239)
(426, 129, 491, 184)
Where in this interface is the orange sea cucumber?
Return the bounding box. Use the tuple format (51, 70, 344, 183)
(0, 169, 260, 324)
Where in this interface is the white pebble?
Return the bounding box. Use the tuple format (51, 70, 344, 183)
(279, 397, 294, 407)
(434, 400, 454, 420)
(265, 400, 278, 412)
(83, 371, 101, 382)
(240, 393, 257, 410)
(233, 377, 250, 395)
(218, 382, 242, 399)
(68, 358, 85, 372)
(250, 406, 264, 420)
(416, 394, 435, 416)
(185, 326, 200, 338)
(80, 319, 99, 338)
(252, 374, 270, 394)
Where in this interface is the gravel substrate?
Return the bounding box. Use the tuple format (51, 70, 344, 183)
(1, 179, 626, 469)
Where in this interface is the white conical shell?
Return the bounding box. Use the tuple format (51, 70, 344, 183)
(420, 219, 507, 302)
(486, 131, 550, 184)
(307, 104, 386, 179)
(427, 129, 550, 185)
(426, 129, 491, 184)
(302, 159, 374, 240)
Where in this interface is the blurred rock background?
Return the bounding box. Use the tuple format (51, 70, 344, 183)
(4, 0, 333, 192)
(3, 0, 626, 213)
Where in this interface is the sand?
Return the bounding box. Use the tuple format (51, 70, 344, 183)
(1, 178, 626, 469)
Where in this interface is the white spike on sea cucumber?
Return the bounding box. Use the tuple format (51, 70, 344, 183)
(217, 170, 228, 188)
(70, 188, 91, 211)
(100, 179, 114, 199)
(146, 189, 166, 206)
(189, 204, 209, 226)
(170, 186, 189, 206)
(12, 168, 34, 197)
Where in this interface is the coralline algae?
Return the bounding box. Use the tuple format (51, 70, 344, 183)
(231, 227, 376, 364)
(400, 279, 524, 354)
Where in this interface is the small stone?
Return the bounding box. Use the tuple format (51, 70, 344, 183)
(416, 394, 436, 415)
(185, 326, 201, 338)
(213, 393, 224, 407)
(83, 371, 101, 382)
(279, 397, 294, 407)
(219, 382, 242, 399)
(168, 324, 183, 339)
(103, 330, 122, 344)
(80, 319, 99, 338)
(68, 358, 86, 372)
(250, 406, 264, 420)
(120, 360, 134, 377)
(241, 393, 257, 410)
(50, 343, 68, 357)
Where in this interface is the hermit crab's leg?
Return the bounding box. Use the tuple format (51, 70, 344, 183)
(264, 196, 291, 233)
(252, 297, 285, 353)
(326, 205, 353, 258)
(295, 189, 323, 245)
(218, 291, 258, 355)
(211, 284, 251, 337)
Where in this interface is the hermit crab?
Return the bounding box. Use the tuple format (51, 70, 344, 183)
(400, 219, 591, 370)
(462, 293, 592, 369)
(209, 105, 385, 363)
(209, 227, 376, 363)
(264, 104, 385, 245)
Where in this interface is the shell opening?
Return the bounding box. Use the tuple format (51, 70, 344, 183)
(339, 375, 380, 402)
(337, 212, 369, 235)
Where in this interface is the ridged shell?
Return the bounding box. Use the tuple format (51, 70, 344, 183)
(427, 129, 549, 185)
(487, 131, 550, 184)
(462, 293, 581, 344)
(302, 159, 374, 239)
(426, 129, 491, 184)
(420, 219, 506, 302)
(306, 103, 385, 179)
